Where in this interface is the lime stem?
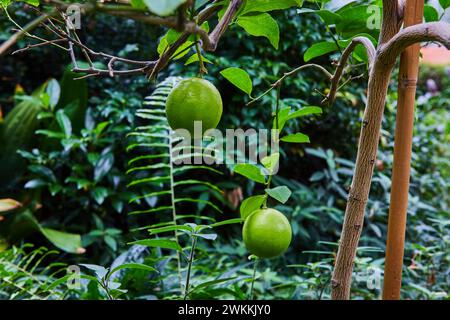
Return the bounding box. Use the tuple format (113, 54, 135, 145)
(184, 236, 197, 300)
(249, 258, 259, 299)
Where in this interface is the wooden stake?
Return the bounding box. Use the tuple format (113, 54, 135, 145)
(382, 0, 424, 300)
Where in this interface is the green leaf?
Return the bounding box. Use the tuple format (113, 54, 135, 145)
(55, 109, 72, 138)
(194, 233, 217, 240)
(261, 152, 280, 173)
(24, 179, 47, 189)
(157, 30, 194, 59)
(175, 197, 222, 213)
(109, 263, 157, 277)
(233, 164, 266, 184)
(278, 106, 322, 130)
(274, 106, 292, 130)
(0, 0, 12, 7)
(130, 0, 146, 9)
(184, 53, 213, 66)
(28, 164, 56, 182)
(304, 41, 338, 62)
(237, 13, 280, 49)
(129, 239, 182, 251)
(104, 235, 117, 251)
(149, 224, 193, 234)
(94, 152, 114, 182)
(0, 198, 22, 212)
(17, 210, 83, 254)
(440, 0, 450, 9)
(40, 228, 84, 254)
(23, 0, 40, 6)
(91, 187, 108, 205)
(46, 79, 60, 109)
(242, 0, 302, 15)
(424, 5, 439, 22)
(286, 106, 322, 120)
(191, 276, 238, 292)
(171, 40, 194, 60)
(143, 0, 187, 16)
(35, 129, 65, 139)
(220, 67, 253, 96)
(280, 132, 310, 143)
(297, 8, 342, 25)
(80, 264, 108, 279)
(265, 186, 292, 204)
(240, 195, 266, 219)
(211, 218, 244, 227)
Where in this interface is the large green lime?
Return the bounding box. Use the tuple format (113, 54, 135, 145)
(242, 208, 292, 258)
(165, 78, 222, 135)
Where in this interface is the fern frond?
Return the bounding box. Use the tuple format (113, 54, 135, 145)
(126, 76, 227, 293)
(0, 245, 69, 300)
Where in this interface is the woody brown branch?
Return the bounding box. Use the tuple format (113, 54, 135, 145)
(1, 0, 241, 78)
(330, 17, 450, 302)
(322, 37, 376, 105)
(379, 22, 450, 64)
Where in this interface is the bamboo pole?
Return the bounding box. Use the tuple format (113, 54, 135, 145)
(382, 0, 424, 300)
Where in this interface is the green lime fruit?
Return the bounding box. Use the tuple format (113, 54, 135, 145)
(243, 208, 292, 258)
(165, 78, 223, 135)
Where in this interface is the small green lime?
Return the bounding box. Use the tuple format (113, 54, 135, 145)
(165, 78, 223, 135)
(243, 208, 292, 258)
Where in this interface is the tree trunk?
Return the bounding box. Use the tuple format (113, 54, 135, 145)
(331, 60, 395, 300)
(383, 0, 424, 300)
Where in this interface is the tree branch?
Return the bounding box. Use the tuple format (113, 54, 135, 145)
(206, 0, 243, 51)
(379, 22, 450, 64)
(322, 37, 376, 105)
(397, 0, 406, 20)
(247, 64, 333, 106)
(0, 9, 58, 56)
(379, 0, 403, 45)
(149, 0, 241, 79)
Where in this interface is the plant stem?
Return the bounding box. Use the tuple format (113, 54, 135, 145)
(263, 84, 281, 207)
(249, 258, 259, 299)
(184, 236, 197, 300)
(195, 38, 208, 76)
(246, 64, 332, 106)
(168, 133, 183, 293)
(100, 279, 114, 300)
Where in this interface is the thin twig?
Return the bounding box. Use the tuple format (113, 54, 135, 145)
(322, 37, 376, 105)
(11, 38, 67, 55)
(247, 64, 332, 106)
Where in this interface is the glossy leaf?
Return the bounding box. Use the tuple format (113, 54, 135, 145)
(109, 263, 157, 277)
(304, 41, 338, 62)
(261, 152, 280, 173)
(129, 239, 182, 251)
(220, 67, 253, 95)
(46, 79, 60, 109)
(265, 186, 292, 204)
(280, 132, 310, 143)
(237, 13, 280, 49)
(211, 218, 244, 227)
(242, 0, 302, 15)
(55, 109, 72, 138)
(40, 228, 84, 254)
(240, 195, 266, 219)
(233, 164, 266, 184)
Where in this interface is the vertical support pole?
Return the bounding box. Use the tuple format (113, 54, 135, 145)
(382, 0, 424, 300)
